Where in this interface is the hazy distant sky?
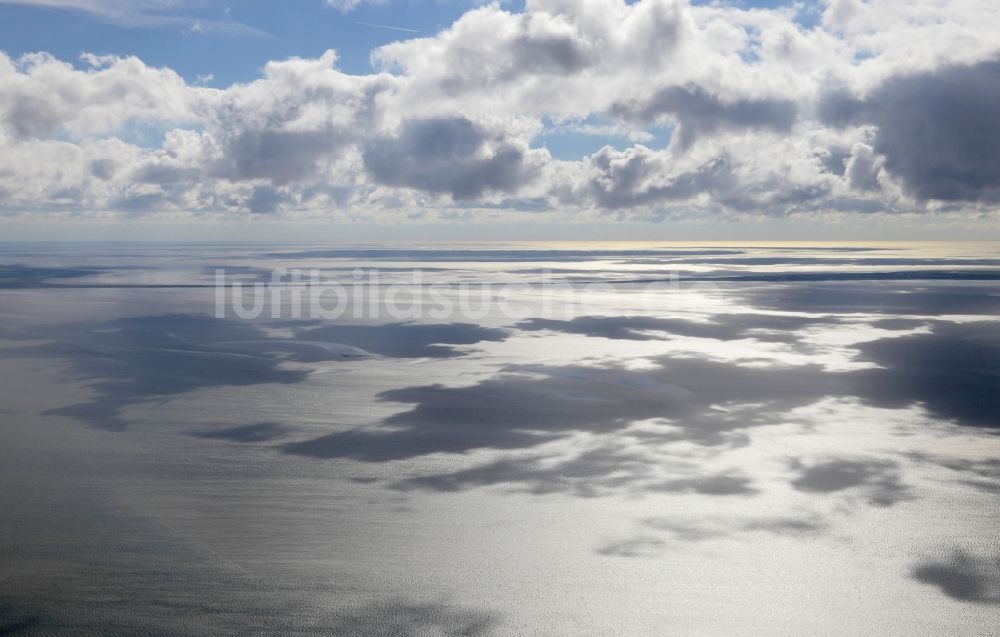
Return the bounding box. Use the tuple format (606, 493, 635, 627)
(0, 0, 999, 240)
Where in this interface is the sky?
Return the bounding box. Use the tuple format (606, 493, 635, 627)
(0, 0, 999, 240)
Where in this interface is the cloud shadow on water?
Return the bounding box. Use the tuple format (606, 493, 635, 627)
(392, 445, 759, 498)
(4, 314, 509, 431)
(189, 422, 291, 443)
(285, 316, 1000, 499)
(913, 550, 1000, 604)
(328, 600, 498, 637)
(282, 357, 840, 462)
(740, 282, 1000, 316)
(15, 314, 310, 431)
(284, 318, 1000, 465)
(630, 512, 829, 546)
(789, 457, 913, 507)
(850, 321, 1000, 429)
(291, 322, 508, 359)
(516, 313, 838, 344)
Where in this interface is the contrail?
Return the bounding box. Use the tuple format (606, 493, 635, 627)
(346, 19, 420, 34)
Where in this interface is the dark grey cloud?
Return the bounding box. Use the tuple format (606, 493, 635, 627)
(585, 148, 736, 209)
(844, 143, 880, 192)
(109, 189, 180, 213)
(132, 162, 200, 185)
(714, 179, 833, 213)
(789, 457, 913, 506)
(613, 85, 797, 150)
(213, 127, 339, 185)
(913, 550, 1000, 604)
(1, 93, 63, 139)
(363, 118, 533, 199)
(816, 86, 866, 128)
(88, 158, 117, 180)
(820, 58, 1000, 202)
(208, 69, 391, 188)
(818, 146, 850, 176)
(246, 185, 286, 214)
(509, 33, 591, 76)
(433, 26, 597, 96)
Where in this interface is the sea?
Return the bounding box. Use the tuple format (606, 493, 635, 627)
(0, 241, 998, 635)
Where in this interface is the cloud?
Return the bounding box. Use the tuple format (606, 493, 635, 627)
(572, 145, 736, 209)
(245, 185, 286, 214)
(843, 142, 881, 192)
(820, 58, 1000, 202)
(372, 0, 682, 115)
(325, 0, 366, 12)
(0, 49, 396, 214)
(612, 84, 797, 151)
(362, 118, 541, 199)
(204, 50, 392, 185)
(2, 0, 1000, 218)
(0, 0, 180, 19)
(0, 1, 270, 35)
(0, 52, 196, 139)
